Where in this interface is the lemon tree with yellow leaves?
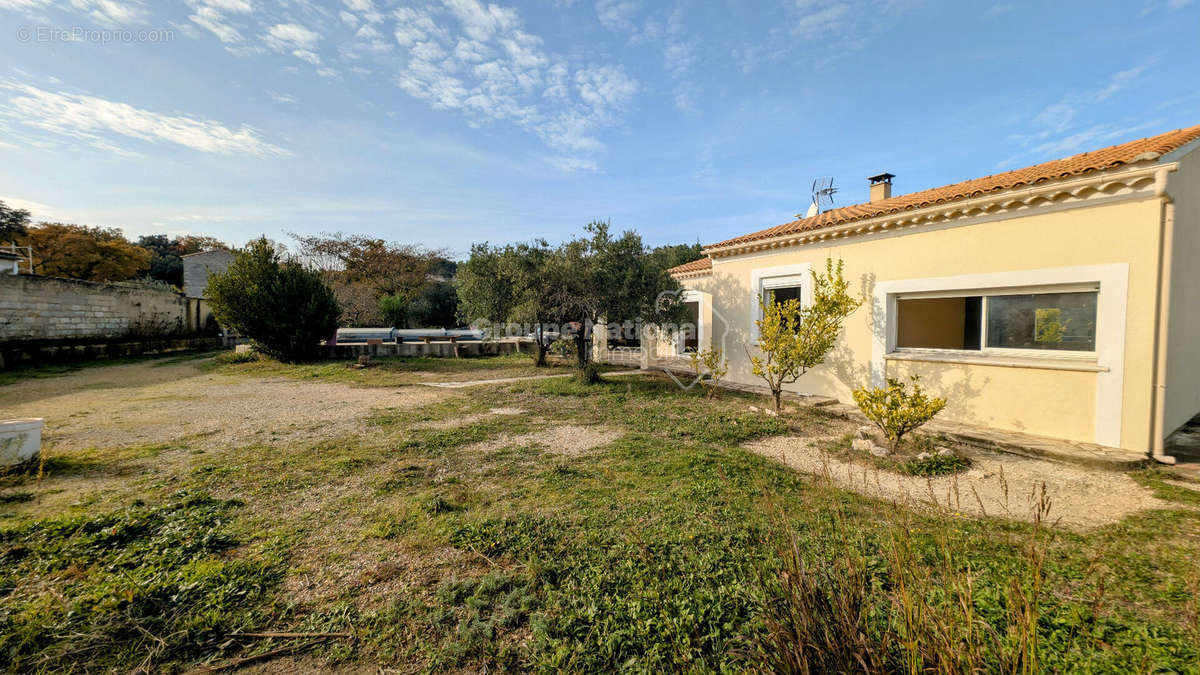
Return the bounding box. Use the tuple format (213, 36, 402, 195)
(852, 375, 947, 452)
(750, 258, 861, 411)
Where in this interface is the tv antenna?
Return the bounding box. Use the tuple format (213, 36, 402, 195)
(806, 177, 837, 217)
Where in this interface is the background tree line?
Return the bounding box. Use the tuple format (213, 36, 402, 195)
(0, 200, 460, 330)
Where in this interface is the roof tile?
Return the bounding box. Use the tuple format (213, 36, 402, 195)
(666, 256, 712, 276)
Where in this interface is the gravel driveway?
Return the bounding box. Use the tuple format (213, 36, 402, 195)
(0, 357, 443, 453)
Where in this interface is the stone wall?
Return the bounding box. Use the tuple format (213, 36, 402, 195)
(0, 274, 195, 341)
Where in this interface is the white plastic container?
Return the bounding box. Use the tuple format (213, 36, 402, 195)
(0, 418, 44, 466)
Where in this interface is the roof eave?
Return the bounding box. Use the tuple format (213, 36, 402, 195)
(702, 161, 1172, 259)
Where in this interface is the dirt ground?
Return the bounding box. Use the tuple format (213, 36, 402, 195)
(0, 358, 443, 453)
(746, 434, 1176, 530)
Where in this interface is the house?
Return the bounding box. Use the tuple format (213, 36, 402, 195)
(0, 250, 22, 275)
(659, 124, 1200, 462)
(181, 249, 235, 300)
(181, 249, 235, 339)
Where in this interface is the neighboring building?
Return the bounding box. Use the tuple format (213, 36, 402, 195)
(660, 124, 1200, 461)
(0, 250, 21, 275)
(182, 250, 234, 299)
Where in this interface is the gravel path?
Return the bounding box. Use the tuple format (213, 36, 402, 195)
(0, 358, 441, 452)
(746, 435, 1175, 530)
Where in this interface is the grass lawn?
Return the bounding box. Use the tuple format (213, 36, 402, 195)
(1, 355, 1199, 672)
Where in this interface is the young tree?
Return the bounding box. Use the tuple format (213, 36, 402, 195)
(689, 347, 728, 399)
(852, 376, 947, 452)
(207, 238, 341, 362)
(750, 258, 861, 411)
(19, 223, 151, 282)
(0, 200, 31, 243)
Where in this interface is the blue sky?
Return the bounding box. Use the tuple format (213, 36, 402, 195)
(1, 0, 1197, 257)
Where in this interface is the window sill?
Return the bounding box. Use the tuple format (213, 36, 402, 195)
(885, 351, 1109, 373)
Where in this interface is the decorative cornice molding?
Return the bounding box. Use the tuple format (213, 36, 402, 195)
(703, 163, 1177, 260)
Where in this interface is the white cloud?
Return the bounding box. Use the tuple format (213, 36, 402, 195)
(0, 0, 147, 26)
(575, 65, 637, 109)
(187, 0, 253, 44)
(0, 82, 291, 157)
(262, 22, 322, 58)
(292, 49, 322, 65)
(549, 156, 598, 172)
(267, 90, 297, 104)
(71, 0, 146, 27)
(790, 1, 852, 39)
(1030, 66, 1146, 135)
(390, 0, 638, 168)
(1001, 66, 1156, 165)
(596, 0, 638, 32)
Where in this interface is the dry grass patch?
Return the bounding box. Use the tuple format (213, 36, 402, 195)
(469, 424, 623, 456)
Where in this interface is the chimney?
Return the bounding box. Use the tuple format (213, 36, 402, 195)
(868, 173, 894, 203)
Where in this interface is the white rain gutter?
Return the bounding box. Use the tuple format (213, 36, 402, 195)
(1151, 165, 1178, 464)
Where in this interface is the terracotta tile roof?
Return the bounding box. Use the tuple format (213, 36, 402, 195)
(666, 256, 712, 276)
(708, 123, 1200, 251)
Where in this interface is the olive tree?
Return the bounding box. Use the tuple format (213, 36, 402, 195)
(556, 221, 689, 383)
(457, 240, 570, 367)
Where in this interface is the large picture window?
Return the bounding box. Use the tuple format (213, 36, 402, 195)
(896, 287, 1098, 355)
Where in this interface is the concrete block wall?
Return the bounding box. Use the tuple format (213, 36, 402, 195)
(0, 274, 191, 341)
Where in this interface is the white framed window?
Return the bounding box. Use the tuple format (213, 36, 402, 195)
(870, 264, 1129, 447)
(894, 283, 1099, 359)
(673, 289, 706, 355)
(750, 263, 812, 340)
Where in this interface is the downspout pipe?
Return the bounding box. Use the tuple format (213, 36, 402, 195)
(1151, 166, 1178, 464)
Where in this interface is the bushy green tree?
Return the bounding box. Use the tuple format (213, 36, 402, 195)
(457, 240, 570, 366)
(750, 258, 861, 411)
(1, 200, 31, 243)
(852, 376, 947, 452)
(206, 238, 341, 362)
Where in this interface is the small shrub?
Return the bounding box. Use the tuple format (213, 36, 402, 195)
(575, 361, 602, 384)
(902, 452, 969, 476)
(852, 376, 947, 452)
(214, 349, 261, 364)
(689, 347, 728, 399)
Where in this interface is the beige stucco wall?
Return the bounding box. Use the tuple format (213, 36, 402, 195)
(1164, 144, 1200, 437)
(682, 195, 1165, 451)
